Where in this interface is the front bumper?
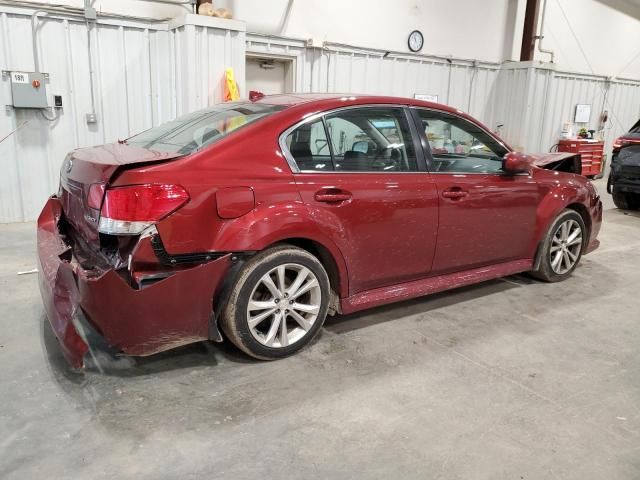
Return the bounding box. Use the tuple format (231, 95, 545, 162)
(37, 197, 231, 369)
(608, 159, 640, 194)
(610, 179, 640, 194)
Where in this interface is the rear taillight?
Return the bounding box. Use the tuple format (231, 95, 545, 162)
(613, 137, 623, 150)
(97, 184, 189, 235)
(612, 137, 639, 150)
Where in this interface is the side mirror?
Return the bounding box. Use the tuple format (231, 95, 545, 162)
(503, 152, 531, 174)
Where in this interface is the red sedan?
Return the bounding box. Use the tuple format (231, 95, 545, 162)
(37, 94, 602, 368)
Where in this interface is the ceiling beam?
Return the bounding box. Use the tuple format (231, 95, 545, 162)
(520, 0, 541, 61)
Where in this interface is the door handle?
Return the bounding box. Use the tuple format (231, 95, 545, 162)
(442, 188, 468, 199)
(314, 188, 352, 203)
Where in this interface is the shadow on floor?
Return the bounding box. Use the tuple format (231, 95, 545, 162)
(325, 276, 528, 334)
(605, 206, 640, 220)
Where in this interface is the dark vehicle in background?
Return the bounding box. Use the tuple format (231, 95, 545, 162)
(608, 119, 640, 210)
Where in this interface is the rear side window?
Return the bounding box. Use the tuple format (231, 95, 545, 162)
(285, 119, 333, 171)
(127, 103, 285, 155)
(284, 107, 418, 172)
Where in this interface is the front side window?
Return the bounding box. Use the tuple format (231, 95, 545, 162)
(127, 103, 285, 155)
(325, 108, 418, 172)
(284, 107, 418, 173)
(416, 110, 508, 173)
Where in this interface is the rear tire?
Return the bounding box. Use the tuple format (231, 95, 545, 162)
(531, 209, 586, 283)
(612, 189, 640, 210)
(220, 245, 330, 360)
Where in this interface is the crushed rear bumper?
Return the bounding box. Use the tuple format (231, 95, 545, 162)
(37, 197, 231, 369)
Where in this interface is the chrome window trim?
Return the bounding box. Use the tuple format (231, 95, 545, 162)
(296, 169, 424, 175)
(278, 104, 421, 175)
(426, 171, 532, 177)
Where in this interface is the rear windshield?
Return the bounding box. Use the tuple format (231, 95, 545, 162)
(126, 103, 285, 154)
(630, 119, 640, 134)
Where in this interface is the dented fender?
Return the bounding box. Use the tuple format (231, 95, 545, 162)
(532, 175, 601, 259)
(535, 183, 583, 238)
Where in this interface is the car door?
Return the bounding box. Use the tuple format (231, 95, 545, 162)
(282, 105, 439, 295)
(411, 108, 539, 274)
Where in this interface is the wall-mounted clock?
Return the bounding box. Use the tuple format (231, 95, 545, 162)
(408, 30, 424, 52)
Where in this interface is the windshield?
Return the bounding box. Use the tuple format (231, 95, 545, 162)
(126, 103, 286, 154)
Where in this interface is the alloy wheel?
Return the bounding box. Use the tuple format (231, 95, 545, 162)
(549, 218, 583, 275)
(246, 263, 322, 348)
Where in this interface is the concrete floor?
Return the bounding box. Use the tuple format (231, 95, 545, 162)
(1, 178, 639, 479)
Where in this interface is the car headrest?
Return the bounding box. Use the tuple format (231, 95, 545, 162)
(338, 150, 369, 171)
(343, 150, 367, 161)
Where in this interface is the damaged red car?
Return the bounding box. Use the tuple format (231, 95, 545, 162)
(37, 94, 602, 368)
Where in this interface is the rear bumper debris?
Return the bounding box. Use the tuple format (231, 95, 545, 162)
(37, 196, 231, 369)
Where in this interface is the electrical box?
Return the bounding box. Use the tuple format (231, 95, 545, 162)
(9, 71, 48, 109)
(305, 38, 324, 48)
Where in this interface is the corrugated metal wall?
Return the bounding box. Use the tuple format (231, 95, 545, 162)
(491, 64, 640, 154)
(0, 6, 244, 223)
(246, 35, 502, 126)
(2, 10, 640, 223)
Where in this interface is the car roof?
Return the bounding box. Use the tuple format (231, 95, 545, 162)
(252, 92, 464, 115)
(249, 93, 508, 148)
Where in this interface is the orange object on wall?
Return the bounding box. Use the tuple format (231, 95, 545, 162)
(557, 138, 604, 177)
(224, 67, 240, 102)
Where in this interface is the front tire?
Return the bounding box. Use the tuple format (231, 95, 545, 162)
(531, 209, 586, 282)
(220, 245, 330, 360)
(612, 189, 640, 210)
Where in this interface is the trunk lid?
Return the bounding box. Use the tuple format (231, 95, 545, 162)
(59, 143, 182, 244)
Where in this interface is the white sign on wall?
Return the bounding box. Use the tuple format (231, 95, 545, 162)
(414, 94, 439, 103)
(574, 104, 591, 123)
(11, 72, 29, 84)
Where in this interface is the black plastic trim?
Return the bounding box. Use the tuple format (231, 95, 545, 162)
(151, 234, 228, 266)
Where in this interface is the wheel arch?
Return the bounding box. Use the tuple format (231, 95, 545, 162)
(532, 200, 589, 272)
(565, 202, 591, 240)
(268, 237, 347, 304)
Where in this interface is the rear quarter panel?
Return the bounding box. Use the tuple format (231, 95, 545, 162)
(112, 123, 297, 251)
